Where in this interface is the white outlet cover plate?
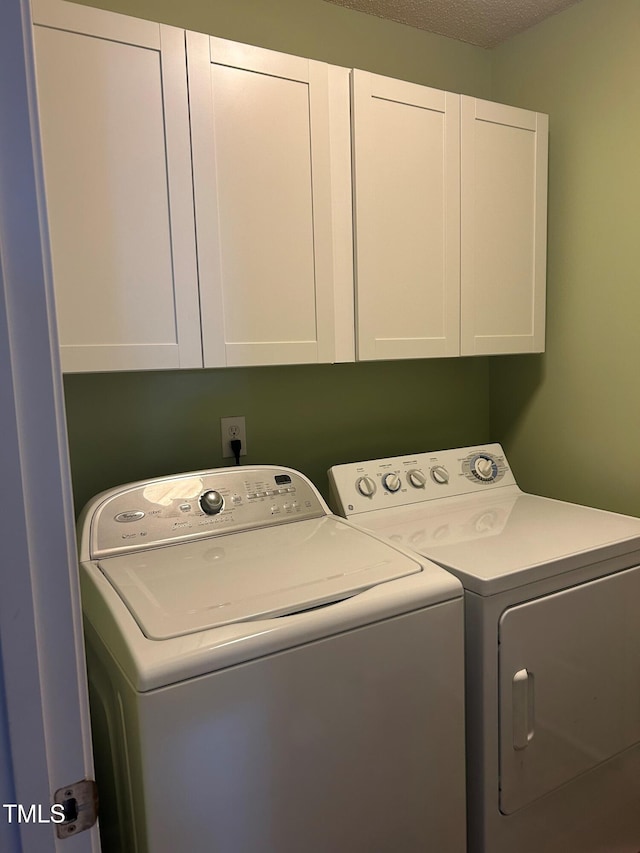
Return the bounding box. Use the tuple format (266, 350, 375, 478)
(220, 416, 247, 457)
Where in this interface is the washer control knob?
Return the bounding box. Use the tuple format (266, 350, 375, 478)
(356, 476, 377, 498)
(383, 473, 402, 493)
(199, 490, 224, 515)
(407, 469, 427, 489)
(473, 456, 496, 481)
(431, 465, 449, 485)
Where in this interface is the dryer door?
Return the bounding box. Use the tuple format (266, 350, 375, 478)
(498, 564, 640, 814)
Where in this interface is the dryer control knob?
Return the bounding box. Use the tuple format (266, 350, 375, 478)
(407, 469, 427, 489)
(383, 473, 402, 493)
(431, 465, 449, 485)
(473, 456, 496, 481)
(356, 476, 377, 498)
(200, 490, 224, 515)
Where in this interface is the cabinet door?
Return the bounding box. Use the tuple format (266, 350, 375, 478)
(32, 0, 201, 372)
(460, 96, 548, 355)
(188, 35, 354, 367)
(352, 70, 460, 361)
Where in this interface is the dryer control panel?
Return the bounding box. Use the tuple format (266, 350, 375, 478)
(329, 444, 518, 517)
(84, 467, 327, 558)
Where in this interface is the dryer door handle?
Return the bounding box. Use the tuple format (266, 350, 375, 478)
(512, 668, 535, 751)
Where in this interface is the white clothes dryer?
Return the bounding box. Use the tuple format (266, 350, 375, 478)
(78, 465, 466, 853)
(329, 444, 640, 853)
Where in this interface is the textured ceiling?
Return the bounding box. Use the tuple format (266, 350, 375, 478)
(321, 0, 584, 48)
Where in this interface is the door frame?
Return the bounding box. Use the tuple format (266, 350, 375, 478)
(0, 0, 98, 850)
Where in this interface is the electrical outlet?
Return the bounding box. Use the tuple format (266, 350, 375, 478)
(220, 416, 247, 458)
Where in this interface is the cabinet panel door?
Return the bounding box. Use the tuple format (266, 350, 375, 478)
(32, 0, 201, 372)
(352, 71, 460, 361)
(188, 35, 353, 367)
(461, 97, 548, 355)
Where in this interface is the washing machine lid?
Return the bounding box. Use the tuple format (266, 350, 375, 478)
(97, 516, 425, 640)
(358, 491, 640, 595)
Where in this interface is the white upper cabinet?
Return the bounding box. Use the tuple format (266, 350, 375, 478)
(187, 34, 354, 367)
(352, 74, 548, 361)
(351, 70, 461, 361)
(32, 0, 202, 372)
(460, 96, 548, 355)
(32, 1, 547, 371)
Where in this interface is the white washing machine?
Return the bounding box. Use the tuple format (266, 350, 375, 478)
(78, 465, 466, 853)
(329, 444, 640, 853)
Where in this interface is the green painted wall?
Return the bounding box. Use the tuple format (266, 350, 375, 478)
(489, 0, 640, 515)
(65, 360, 489, 513)
(62, 0, 495, 514)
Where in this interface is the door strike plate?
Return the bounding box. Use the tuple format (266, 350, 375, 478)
(53, 778, 98, 839)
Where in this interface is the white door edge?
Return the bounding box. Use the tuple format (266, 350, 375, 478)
(0, 0, 98, 850)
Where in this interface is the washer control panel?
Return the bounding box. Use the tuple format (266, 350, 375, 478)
(87, 467, 326, 558)
(329, 444, 516, 516)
